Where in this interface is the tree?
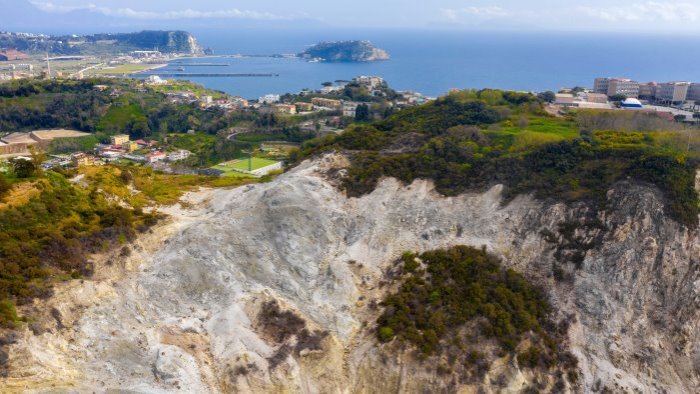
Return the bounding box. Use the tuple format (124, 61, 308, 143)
(321, 81, 333, 87)
(0, 173, 10, 197)
(609, 94, 627, 102)
(355, 104, 371, 122)
(537, 91, 556, 103)
(11, 158, 38, 178)
(28, 145, 46, 177)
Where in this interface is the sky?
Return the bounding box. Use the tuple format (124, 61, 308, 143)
(5, 0, 700, 32)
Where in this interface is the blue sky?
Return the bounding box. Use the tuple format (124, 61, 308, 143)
(10, 1, 700, 32)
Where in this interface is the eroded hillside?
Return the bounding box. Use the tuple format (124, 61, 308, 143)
(1, 153, 698, 393)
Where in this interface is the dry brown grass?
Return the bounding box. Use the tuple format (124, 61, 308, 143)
(0, 180, 45, 210)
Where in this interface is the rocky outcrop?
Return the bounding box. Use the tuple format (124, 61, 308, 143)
(1, 153, 699, 393)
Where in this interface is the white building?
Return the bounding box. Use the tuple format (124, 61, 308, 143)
(145, 151, 167, 163)
(320, 85, 345, 94)
(656, 81, 691, 103)
(168, 150, 191, 162)
(343, 102, 360, 117)
(259, 94, 281, 104)
(147, 75, 168, 85)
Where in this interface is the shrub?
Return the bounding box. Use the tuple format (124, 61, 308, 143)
(0, 300, 18, 327)
(0, 173, 10, 197)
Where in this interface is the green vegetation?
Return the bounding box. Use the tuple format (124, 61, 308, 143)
(0, 165, 251, 327)
(47, 135, 100, 154)
(299, 40, 389, 62)
(0, 170, 158, 327)
(0, 79, 252, 138)
(377, 246, 577, 380)
(97, 104, 148, 134)
(165, 133, 244, 167)
(78, 166, 251, 208)
(148, 80, 227, 100)
(292, 89, 700, 228)
(87, 64, 163, 75)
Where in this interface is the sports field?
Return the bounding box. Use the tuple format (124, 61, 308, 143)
(211, 157, 279, 177)
(213, 158, 278, 172)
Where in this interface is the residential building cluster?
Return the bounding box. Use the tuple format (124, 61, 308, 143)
(255, 75, 432, 119)
(93, 134, 191, 164)
(594, 77, 700, 104)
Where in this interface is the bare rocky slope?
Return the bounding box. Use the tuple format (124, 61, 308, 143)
(1, 153, 699, 393)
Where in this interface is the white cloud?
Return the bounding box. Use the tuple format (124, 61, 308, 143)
(30, 1, 298, 20)
(441, 6, 510, 22)
(579, 2, 700, 23)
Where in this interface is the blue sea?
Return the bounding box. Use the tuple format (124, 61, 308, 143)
(146, 29, 700, 99)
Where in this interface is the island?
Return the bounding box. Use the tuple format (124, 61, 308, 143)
(298, 40, 390, 62)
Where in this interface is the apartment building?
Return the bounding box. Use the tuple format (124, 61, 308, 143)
(688, 83, 700, 102)
(593, 77, 640, 98)
(655, 81, 690, 103)
(638, 82, 657, 99)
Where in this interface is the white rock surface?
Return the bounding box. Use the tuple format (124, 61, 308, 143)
(1, 154, 699, 393)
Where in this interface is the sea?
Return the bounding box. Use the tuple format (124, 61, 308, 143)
(143, 29, 700, 100)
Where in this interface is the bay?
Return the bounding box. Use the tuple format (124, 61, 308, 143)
(146, 28, 700, 99)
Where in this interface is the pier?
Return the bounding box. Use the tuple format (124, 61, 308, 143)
(138, 72, 279, 77)
(169, 63, 229, 67)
